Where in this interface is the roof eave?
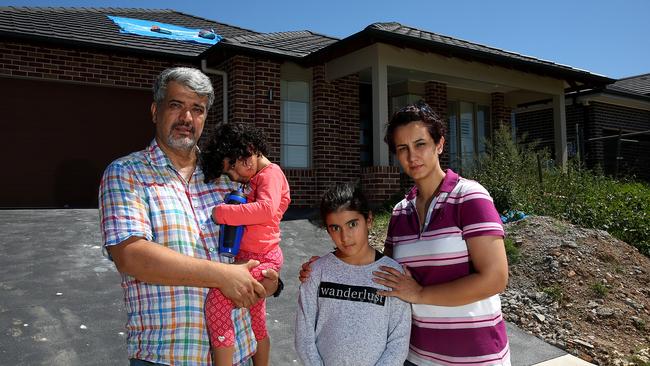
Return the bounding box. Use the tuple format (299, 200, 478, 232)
(571, 86, 650, 102)
(305, 27, 614, 87)
(200, 41, 304, 64)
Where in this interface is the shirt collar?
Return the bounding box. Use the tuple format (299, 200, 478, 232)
(405, 169, 459, 200)
(146, 139, 201, 170)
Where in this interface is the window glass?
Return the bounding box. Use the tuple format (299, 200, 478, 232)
(282, 102, 309, 124)
(447, 101, 459, 169)
(281, 122, 308, 145)
(460, 101, 475, 170)
(281, 145, 309, 167)
(447, 101, 490, 173)
(281, 79, 310, 168)
(477, 105, 490, 154)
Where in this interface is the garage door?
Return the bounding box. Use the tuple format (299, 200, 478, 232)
(1, 77, 154, 208)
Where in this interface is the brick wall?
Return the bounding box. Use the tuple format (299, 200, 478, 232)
(284, 169, 317, 207)
(254, 59, 281, 162)
(310, 66, 364, 205)
(360, 166, 402, 204)
(588, 102, 650, 180)
(491, 92, 512, 130)
(514, 101, 650, 181)
(425, 81, 449, 169)
(514, 108, 555, 152)
(0, 40, 190, 88)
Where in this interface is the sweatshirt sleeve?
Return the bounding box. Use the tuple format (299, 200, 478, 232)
(374, 275, 412, 365)
(213, 166, 286, 226)
(294, 264, 324, 366)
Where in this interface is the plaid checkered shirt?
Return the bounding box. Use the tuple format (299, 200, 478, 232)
(99, 139, 256, 366)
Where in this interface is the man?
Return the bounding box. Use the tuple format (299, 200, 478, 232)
(99, 67, 279, 366)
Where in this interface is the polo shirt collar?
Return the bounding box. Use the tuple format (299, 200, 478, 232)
(405, 169, 459, 200)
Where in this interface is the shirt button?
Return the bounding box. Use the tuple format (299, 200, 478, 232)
(201, 225, 206, 230)
(209, 247, 216, 252)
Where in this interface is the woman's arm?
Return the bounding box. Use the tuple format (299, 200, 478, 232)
(374, 235, 508, 306)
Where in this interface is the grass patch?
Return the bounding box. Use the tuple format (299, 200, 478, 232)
(542, 285, 564, 303)
(591, 282, 609, 298)
(504, 237, 520, 265)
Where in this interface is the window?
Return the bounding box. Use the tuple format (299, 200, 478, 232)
(447, 101, 491, 173)
(281, 80, 310, 168)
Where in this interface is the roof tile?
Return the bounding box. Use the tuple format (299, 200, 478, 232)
(0, 6, 258, 57)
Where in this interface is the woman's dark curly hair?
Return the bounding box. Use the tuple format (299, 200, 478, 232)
(384, 100, 446, 153)
(201, 123, 269, 183)
(319, 182, 370, 228)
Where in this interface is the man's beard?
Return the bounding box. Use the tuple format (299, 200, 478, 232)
(166, 123, 197, 150)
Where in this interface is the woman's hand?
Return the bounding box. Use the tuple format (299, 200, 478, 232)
(373, 265, 423, 303)
(298, 256, 319, 283)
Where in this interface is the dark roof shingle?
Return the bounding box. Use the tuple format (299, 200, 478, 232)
(609, 74, 650, 96)
(217, 30, 338, 58)
(0, 6, 258, 58)
(365, 22, 609, 82)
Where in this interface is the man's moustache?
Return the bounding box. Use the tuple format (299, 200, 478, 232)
(171, 123, 195, 133)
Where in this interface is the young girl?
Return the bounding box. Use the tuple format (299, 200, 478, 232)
(201, 123, 290, 366)
(295, 183, 411, 366)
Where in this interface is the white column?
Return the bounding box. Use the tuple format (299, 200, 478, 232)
(553, 94, 568, 169)
(371, 60, 389, 166)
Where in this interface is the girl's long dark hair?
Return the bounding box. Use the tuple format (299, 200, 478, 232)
(201, 123, 269, 183)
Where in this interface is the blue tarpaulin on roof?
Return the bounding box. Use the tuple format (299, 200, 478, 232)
(107, 15, 221, 45)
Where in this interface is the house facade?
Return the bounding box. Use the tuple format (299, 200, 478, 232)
(0, 7, 613, 208)
(514, 74, 650, 180)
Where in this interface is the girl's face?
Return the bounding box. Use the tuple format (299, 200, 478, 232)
(393, 120, 444, 182)
(222, 156, 256, 183)
(325, 209, 374, 265)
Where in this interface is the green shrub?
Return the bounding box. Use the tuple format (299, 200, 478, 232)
(467, 124, 650, 256)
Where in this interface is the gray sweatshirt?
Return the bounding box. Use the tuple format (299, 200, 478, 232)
(295, 252, 411, 366)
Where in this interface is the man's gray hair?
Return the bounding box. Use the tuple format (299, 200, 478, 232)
(153, 67, 215, 108)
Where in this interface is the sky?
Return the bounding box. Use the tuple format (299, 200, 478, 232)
(2, 0, 648, 79)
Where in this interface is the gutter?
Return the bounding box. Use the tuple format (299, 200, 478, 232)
(201, 59, 228, 124)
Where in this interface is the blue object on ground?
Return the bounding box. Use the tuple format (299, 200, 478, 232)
(500, 210, 528, 223)
(107, 16, 222, 45)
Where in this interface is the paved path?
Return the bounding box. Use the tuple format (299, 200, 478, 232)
(0, 209, 590, 365)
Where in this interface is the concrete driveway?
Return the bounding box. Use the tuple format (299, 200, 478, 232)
(0, 209, 570, 365)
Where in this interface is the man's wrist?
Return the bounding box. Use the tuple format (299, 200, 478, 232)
(272, 278, 284, 297)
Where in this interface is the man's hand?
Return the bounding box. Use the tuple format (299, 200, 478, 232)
(219, 260, 266, 308)
(298, 256, 319, 283)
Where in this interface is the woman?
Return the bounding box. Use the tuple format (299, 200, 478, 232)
(300, 100, 510, 366)
(372, 100, 510, 366)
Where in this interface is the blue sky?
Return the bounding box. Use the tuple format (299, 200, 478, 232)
(3, 0, 648, 79)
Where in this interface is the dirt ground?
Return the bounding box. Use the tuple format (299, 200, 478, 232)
(370, 215, 650, 366)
